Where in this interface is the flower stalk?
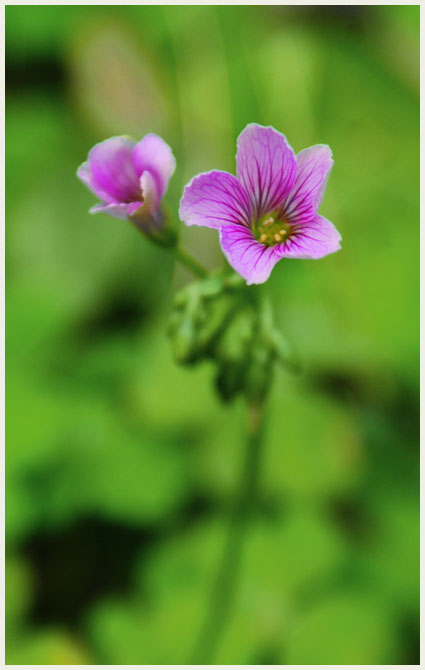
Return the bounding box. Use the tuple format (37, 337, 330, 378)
(174, 244, 208, 279)
(190, 400, 266, 665)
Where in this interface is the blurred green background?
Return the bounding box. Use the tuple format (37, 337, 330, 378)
(6, 5, 419, 665)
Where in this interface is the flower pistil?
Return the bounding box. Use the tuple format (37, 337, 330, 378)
(253, 213, 293, 246)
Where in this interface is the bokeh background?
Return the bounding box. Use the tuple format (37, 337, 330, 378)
(6, 5, 419, 665)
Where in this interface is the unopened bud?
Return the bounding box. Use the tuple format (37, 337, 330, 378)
(244, 345, 273, 404)
(170, 315, 199, 364)
(214, 308, 256, 402)
(270, 330, 301, 374)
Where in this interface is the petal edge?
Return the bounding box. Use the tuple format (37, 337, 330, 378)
(90, 201, 143, 220)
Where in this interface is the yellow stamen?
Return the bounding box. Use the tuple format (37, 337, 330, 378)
(259, 233, 267, 243)
(274, 233, 282, 242)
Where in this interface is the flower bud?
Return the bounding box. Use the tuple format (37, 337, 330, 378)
(242, 296, 274, 403)
(244, 343, 273, 404)
(270, 330, 301, 374)
(214, 308, 255, 402)
(169, 313, 199, 364)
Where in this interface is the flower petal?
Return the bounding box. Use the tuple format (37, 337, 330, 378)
(77, 161, 118, 205)
(90, 201, 143, 220)
(133, 134, 176, 200)
(278, 215, 341, 259)
(88, 136, 140, 203)
(283, 145, 333, 223)
(179, 170, 253, 230)
(128, 171, 164, 233)
(139, 170, 159, 213)
(236, 123, 297, 217)
(219, 224, 284, 285)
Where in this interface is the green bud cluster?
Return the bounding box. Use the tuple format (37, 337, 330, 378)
(168, 272, 300, 403)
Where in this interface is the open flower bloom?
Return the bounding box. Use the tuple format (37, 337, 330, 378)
(77, 134, 176, 231)
(179, 124, 341, 284)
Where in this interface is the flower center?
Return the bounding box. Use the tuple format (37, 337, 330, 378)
(253, 214, 292, 246)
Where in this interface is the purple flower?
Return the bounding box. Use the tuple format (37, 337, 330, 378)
(179, 124, 341, 284)
(77, 134, 176, 230)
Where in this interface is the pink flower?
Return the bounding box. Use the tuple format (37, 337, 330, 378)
(77, 134, 176, 230)
(179, 124, 341, 284)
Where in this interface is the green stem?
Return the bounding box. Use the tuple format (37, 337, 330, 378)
(189, 401, 266, 664)
(133, 217, 208, 279)
(174, 245, 208, 279)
